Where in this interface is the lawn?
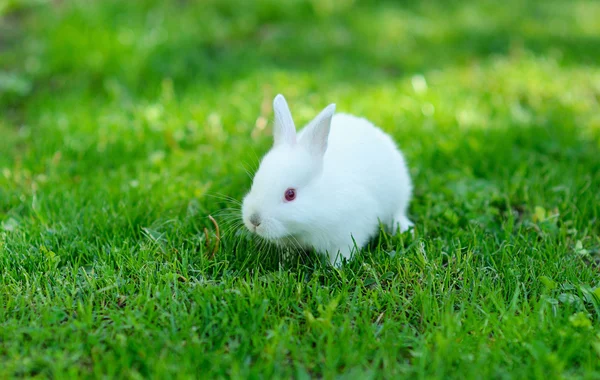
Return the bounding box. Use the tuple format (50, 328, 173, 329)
(1, 0, 600, 377)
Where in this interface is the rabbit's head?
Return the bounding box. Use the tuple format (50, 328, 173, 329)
(242, 94, 335, 241)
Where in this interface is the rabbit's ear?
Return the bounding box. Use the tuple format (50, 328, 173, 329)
(300, 103, 335, 158)
(273, 94, 296, 146)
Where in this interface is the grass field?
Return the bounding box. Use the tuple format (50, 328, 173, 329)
(1, 0, 600, 377)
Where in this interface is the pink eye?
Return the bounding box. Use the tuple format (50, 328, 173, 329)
(284, 188, 296, 202)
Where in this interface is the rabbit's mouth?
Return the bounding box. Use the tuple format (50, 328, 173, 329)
(250, 218, 288, 241)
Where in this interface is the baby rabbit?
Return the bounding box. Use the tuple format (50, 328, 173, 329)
(242, 94, 413, 266)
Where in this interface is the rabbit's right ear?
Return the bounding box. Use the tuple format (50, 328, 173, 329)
(273, 94, 297, 146)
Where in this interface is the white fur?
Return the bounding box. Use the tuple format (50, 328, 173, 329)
(242, 94, 413, 266)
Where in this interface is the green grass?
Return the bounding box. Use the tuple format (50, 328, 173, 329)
(1, 0, 600, 377)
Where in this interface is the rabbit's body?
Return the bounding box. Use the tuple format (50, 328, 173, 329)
(242, 95, 413, 266)
(293, 113, 412, 263)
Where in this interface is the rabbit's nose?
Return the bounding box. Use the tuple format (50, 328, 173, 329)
(249, 213, 261, 227)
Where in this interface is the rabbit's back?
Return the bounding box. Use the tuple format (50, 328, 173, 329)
(320, 113, 412, 225)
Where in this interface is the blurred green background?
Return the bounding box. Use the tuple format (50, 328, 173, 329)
(1, 0, 599, 377)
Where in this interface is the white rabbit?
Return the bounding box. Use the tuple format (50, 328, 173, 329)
(242, 94, 413, 266)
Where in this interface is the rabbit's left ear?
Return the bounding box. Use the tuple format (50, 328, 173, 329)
(300, 103, 335, 158)
(273, 94, 297, 146)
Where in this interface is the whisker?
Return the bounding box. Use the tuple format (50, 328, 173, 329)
(249, 147, 261, 173)
(221, 224, 245, 240)
(211, 211, 242, 220)
(206, 193, 243, 206)
(240, 162, 255, 181)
